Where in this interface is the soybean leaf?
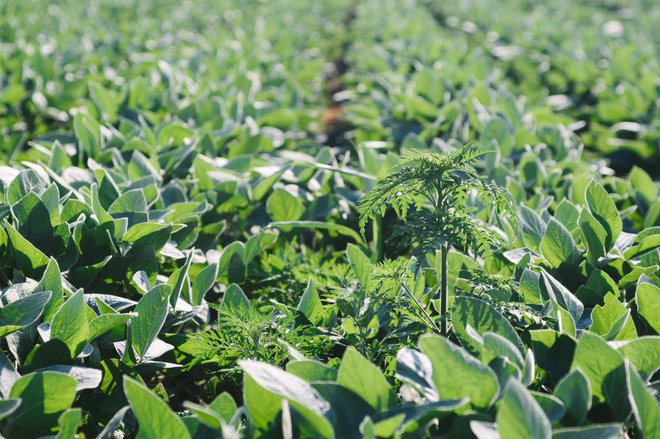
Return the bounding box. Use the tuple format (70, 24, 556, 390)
(626, 360, 660, 438)
(554, 368, 591, 425)
(0, 291, 51, 338)
(419, 334, 499, 410)
(8, 371, 77, 432)
(298, 279, 323, 325)
(50, 290, 89, 358)
(123, 376, 191, 439)
(130, 284, 171, 362)
(338, 347, 395, 411)
(496, 380, 551, 439)
(586, 181, 621, 251)
(541, 218, 576, 268)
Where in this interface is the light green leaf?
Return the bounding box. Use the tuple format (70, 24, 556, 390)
(8, 371, 77, 431)
(191, 263, 218, 306)
(221, 283, 249, 309)
(298, 279, 323, 325)
(579, 209, 607, 266)
(570, 332, 627, 417)
(452, 296, 525, 357)
(586, 181, 621, 251)
(346, 243, 373, 287)
(520, 205, 546, 253)
(130, 284, 171, 362)
(267, 188, 304, 222)
(554, 368, 591, 425)
(626, 360, 660, 438)
(50, 290, 89, 357)
(338, 347, 394, 410)
(4, 219, 49, 278)
(0, 291, 51, 338)
(540, 218, 575, 268)
(637, 282, 660, 334)
(123, 376, 191, 439)
(617, 337, 660, 381)
(420, 334, 499, 410)
(496, 380, 551, 439)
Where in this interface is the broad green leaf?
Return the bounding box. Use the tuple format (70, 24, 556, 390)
(626, 360, 660, 438)
(89, 313, 132, 341)
(395, 348, 437, 401)
(50, 290, 89, 357)
(240, 360, 333, 438)
(617, 337, 660, 381)
(496, 380, 551, 439)
(4, 219, 49, 278)
(130, 284, 171, 362)
(55, 408, 83, 439)
(586, 181, 621, 251)
(108, 189, 148, 227)
(482, 332, 524, 369)
(531, 392, 566, 424)
(191, 262, 218, 306)
(554, 369, 591, 425)
(123, 376, 191, 439)
(217, 241, 246, 284)
(37, 258, 63, 322)
(8, 371, 77, 431)
(11, 192, 54, 254)
(346, 243, 373, 287)
(540, 269, 584, 324)
(0, 291, 51, 338)
(221, 283, 249, 309)
(182, 401, 224, 430)
(452, 296, 524, 357)
(338, 347, 394, 410)
(530, 330, 576, 383)
(419, 335, 499, 409)
(637, 282, 660, 334)
(540, 218, 575, 268)
(287, 360, 338, 382)
(570, 332, 628, 417)
(298, 279, 323, 325)
(520, 205, 546, 253)
(579, 209, 607, 266)
(167, 250, 193, 307)
(591, 293, 637, 340)
(267, 188, 304, 222)
(630, 166, 657, 208)
(209, 392, 238, 422)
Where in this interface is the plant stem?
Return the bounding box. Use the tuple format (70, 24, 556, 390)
(398, 281, 442, 334)
(440, 244, 448, 336)
(372, 215, 382, 262)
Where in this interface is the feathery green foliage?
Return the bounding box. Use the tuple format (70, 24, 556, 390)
(359, 145, 515, 260)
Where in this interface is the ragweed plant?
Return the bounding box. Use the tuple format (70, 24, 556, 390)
(358, 144, 515, 334)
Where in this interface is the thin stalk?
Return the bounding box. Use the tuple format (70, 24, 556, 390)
(372, 215, 382, 262)
(398, 281, 442, 334)
(440, 244, 448, 335)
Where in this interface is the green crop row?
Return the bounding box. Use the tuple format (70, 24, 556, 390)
(0, 0, 658, 437)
